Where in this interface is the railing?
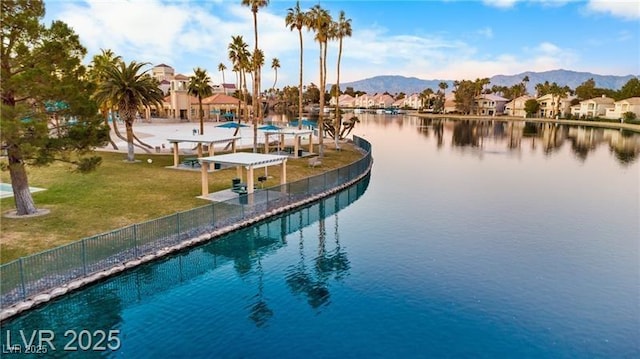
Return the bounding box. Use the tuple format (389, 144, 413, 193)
(0, 136, 372, 309)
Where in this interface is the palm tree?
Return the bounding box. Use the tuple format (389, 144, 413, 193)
(332, 10, 351, 149)
(228, 35, 252, 136)
(308, 4, 332, 157)
(87, 49, 123, 150)
(271, 58, 280, 92)
(188, 67, 213, 135)
(218, 62, 227, 87)
(285, 1, 308, 130)
(242, 0, 269, 151)
(438, 81, 448, 96)
(94, 61, 164, 162)
(522, 75, 530, 95)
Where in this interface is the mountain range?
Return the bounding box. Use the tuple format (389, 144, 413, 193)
(335, 69, 638, 96)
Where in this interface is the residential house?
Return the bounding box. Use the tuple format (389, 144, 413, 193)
(443, 93, 456, 114)
(574, 95, 615, 118)
(475, 94, 509, 116)
(329, 94, 356, 107)
(504, 95, 535, 117)
(353, 94, 374, 108)
(401, 93, 421, 109)
(605, 97, 640, 121)
(373, 93, 395, 108)
(537, 93, 576, 118)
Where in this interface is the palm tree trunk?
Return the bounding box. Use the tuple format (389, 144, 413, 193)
(298, 29, 304, 131)
(335, 38, 343, 149)
(318, 42, 324, 157)
(199, 99, 204, 134)
(125, 121, 135, 162)
(8, 146, 37, 215)
(103, 107, 118, 150)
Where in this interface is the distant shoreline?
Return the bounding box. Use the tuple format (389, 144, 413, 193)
(412, 113, 640, 132)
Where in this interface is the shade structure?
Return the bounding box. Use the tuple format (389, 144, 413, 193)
(222, 112, 235, 119)
(198, 152, 288, 197)
(258, 124, 282, 131)
(167, 134, 241, 167)
(290, 119, 317, 128)
(217, 122, 248, 129)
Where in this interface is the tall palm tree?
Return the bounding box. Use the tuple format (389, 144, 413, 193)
(285, 1, 308, 130)
(228, 35, 252, 136)
(94, 61, 164, 162)
(218, 62, 227, 87)
(242, 0, 269, 152)
(88, 49, 123, 149)
(332, 10, 351, 149)
(271, 57, 280, 92)
(252, 48, 265, 151)
(308, 4, 332, 157)
(522, 75, 530, 95)
(188, 67, 213, 135)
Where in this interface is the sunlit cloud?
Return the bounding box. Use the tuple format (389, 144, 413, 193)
(584, 0, 640, 20)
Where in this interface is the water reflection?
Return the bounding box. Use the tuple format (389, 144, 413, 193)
(1, 175, 370, 338)
(436, 119, 639, 165)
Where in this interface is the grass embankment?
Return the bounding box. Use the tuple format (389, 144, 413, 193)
(0, 143, 363, 264)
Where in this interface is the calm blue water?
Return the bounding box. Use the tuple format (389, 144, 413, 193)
(2, 117, 639, 358)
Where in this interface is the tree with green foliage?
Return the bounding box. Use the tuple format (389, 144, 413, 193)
(1, 0, 109, 216)
(308, 3, 332, 156)
(617, 77, 640, 100)
(332, 10, 352, 146)
(93, 61, 164, 162)
(271, 57, 280, 92)
(228, 35, 251, 136)
(524, 99, 540, 118)
(188, 67, 213, 135)
(218, 62, 227, 85)
(286, 1, 309, 130)
(87, 48, 123, 150)
(242, 0, 269, 152)
(453, 80, 477, 114)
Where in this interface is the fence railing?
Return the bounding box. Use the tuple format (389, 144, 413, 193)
(0, 136, 372, 309)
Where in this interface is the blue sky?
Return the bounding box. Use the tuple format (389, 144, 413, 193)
(44, 0, 639, 90)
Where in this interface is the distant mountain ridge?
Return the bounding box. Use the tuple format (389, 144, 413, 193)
(335, 70, 638, 96)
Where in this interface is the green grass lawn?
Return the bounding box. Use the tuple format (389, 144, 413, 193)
(0, 143, 363, 263)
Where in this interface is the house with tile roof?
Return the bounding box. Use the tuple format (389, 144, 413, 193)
(475, 94, 509, 116)
(574, 95, 615, 118)
(536, 93, 576, 118)
(604, 97, 640, 121)
(505, 95, 535, 117)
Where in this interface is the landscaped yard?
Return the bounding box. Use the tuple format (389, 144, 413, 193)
(0, 143, 363, 263)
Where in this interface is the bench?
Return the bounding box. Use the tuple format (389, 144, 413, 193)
(308, 157, 322, 168)
(182, 157, 200, 167)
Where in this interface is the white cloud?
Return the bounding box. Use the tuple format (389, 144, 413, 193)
(585, 0, 640, 20)
(482, 0, 519, 8)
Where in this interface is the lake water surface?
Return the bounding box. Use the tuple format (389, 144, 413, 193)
(2, 116, 638, 358)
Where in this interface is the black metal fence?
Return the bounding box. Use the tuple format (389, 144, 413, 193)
(0, 136, 372, 308)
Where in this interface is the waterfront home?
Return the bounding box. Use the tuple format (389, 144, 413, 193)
(504, 95, 535, 117)
(475, 94, 509, 116)
(401, 93, 421, 109)
(574, 95, 615, 118)
(536, 93, 576, 118)
(604, 97, 640, 121)
(329, 94, 356, 107)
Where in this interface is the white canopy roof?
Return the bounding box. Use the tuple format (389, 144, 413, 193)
(167, 135, 240, 144)
(264, 128, 313, 135)
(199, 152, 288, 169)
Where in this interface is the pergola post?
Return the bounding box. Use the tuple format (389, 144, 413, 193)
(264, 133, 269, 153)
(201, 161, 209, 196)
(247, 166, 255, 195)
(280, 160, 287, 186)
(308, 132, 313, 154)
(293, 135, 300, 158)
(172, 142, 179, 167)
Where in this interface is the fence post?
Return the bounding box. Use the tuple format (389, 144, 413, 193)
(82, 239, 87, 276)
(176, 213, 181, 236)
(19, 258, 26, 300)
(133, 224, 139, 256)
(211, 203, 215, 227)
